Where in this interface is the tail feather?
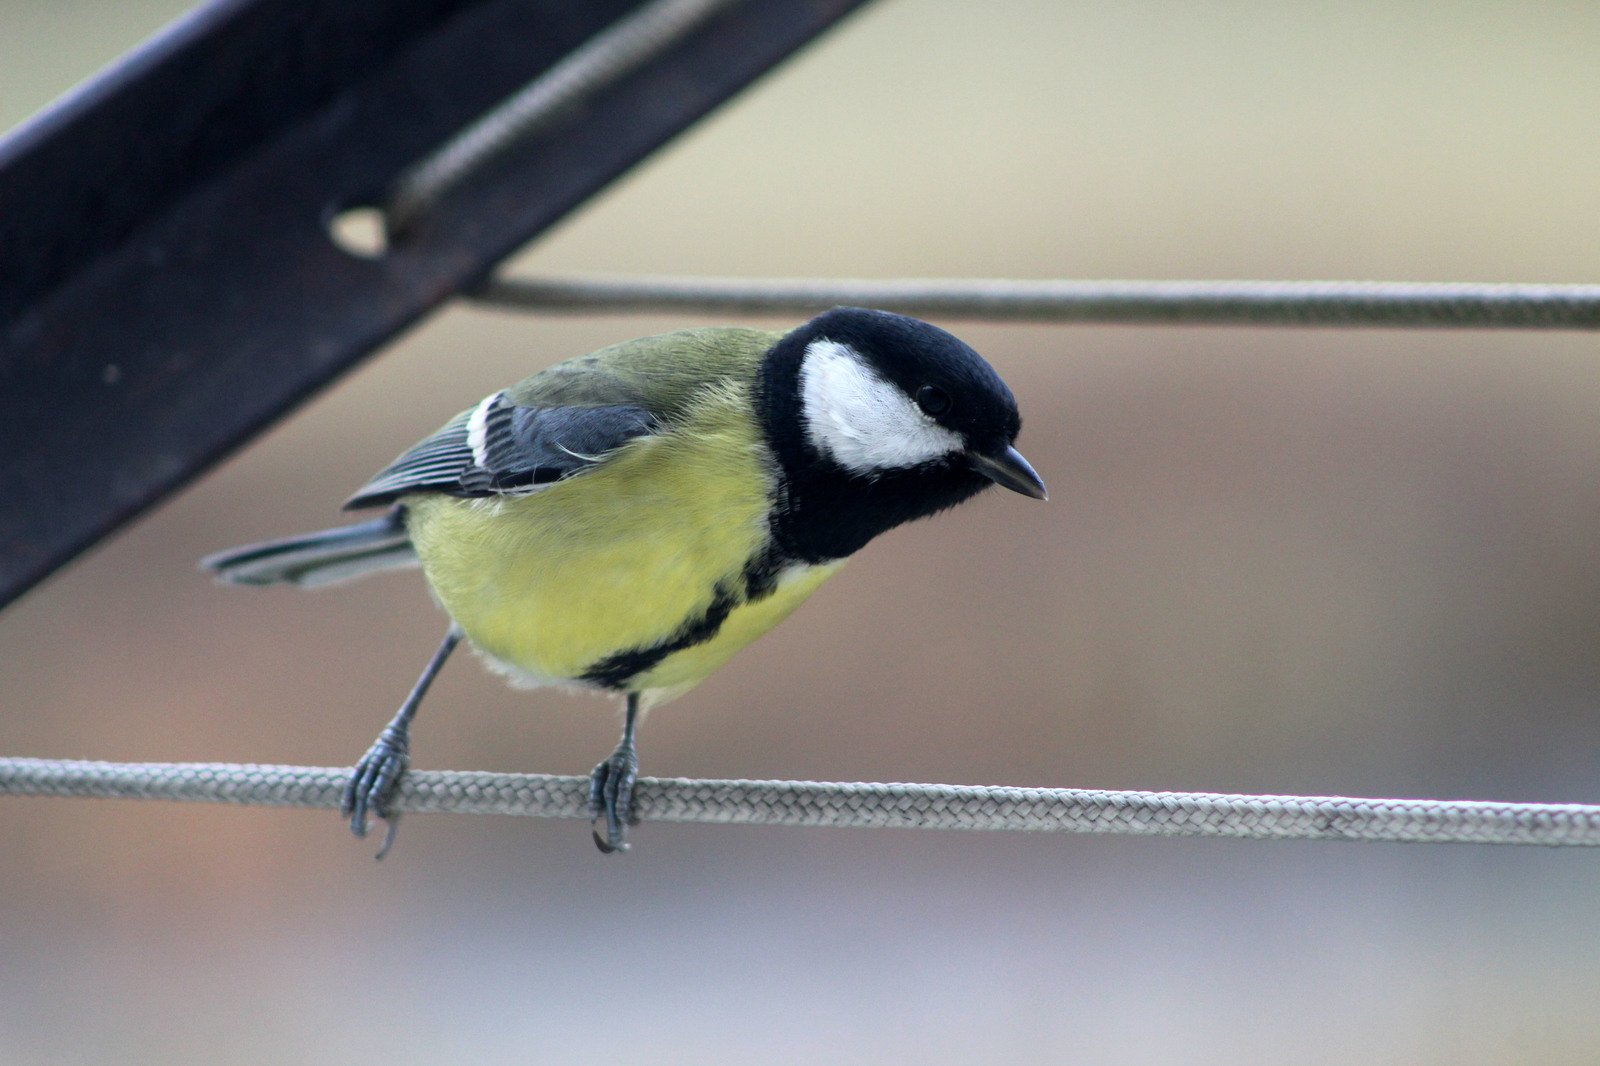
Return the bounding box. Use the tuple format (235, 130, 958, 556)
(202, 508, 417, 588)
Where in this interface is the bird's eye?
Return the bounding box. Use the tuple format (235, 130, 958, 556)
(916, 385, 951, 417)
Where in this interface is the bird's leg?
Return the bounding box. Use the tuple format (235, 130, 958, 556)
(343, 622, 463, 858)
(589, 691, 642, 854)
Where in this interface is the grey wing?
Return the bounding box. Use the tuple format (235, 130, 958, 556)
(344, 393, 658, 510)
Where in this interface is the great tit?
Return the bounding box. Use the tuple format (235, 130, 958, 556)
(204, 307, 1046, 854)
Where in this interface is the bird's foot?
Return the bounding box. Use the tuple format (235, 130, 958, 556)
(588, 742, 639, 854)
(343, 724, 409, 859)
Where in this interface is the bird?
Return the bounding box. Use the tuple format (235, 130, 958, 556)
(203, 307, 1046, 856)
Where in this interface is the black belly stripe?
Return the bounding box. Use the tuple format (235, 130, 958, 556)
(578, 546, 786, 691)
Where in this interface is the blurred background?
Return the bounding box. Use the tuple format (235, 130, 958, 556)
(5, 0, 1600, 1061)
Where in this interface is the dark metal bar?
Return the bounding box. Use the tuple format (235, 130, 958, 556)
(472, 274, 1600, 328)
(0, 0, 869, 610)
(385, 0, 749, 237)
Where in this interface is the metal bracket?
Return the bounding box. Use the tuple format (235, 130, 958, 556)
(0, 0, 866, 608)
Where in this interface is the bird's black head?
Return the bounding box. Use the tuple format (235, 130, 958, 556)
(756, 307, 1045, 563)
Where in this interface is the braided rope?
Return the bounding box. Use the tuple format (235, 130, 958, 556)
(3, 758, 1598, 845)
(470, 275, 1600, 328)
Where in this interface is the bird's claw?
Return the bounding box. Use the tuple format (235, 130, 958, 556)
(343, 726, 409, 857)
(588, 745, 639, 854)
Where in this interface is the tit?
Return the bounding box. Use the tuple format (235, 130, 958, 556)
(204, 308, 1046, 854)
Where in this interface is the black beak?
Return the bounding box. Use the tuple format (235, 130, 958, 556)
(969, 445, 1047, 500)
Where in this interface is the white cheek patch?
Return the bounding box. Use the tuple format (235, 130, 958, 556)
(799, 339, 964, 474)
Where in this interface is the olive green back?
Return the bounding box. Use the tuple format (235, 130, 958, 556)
(503, 327, 786, 417)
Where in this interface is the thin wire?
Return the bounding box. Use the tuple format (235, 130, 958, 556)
(4, 758, 1598, 845)
(469, 274, 1600, 328)
(385, 0, 747, 237)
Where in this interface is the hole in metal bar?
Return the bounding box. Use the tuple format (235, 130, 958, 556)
(327, 206, 389, 259)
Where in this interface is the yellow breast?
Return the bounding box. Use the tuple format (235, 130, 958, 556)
(402, 383, 840, 705)
(626, 557, 843, 704)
